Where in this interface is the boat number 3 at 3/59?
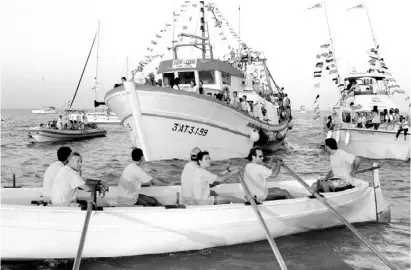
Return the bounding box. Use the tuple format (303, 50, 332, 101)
(172, 123, 208, 136)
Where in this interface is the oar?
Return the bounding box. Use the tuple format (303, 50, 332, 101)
(237, 174, 288, 270)
(356, 165, 381, 174)
(72, 188, 96, 270)
(281, 164, 397, 270)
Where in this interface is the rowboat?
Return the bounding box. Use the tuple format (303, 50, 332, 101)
(1, 167, 390, 260)
(28, 127, 107, 142)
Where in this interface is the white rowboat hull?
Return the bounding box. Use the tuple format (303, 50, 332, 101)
(1, 173, 390, 260)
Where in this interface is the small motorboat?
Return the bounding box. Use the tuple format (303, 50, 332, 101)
(1, 167, 390, 260)
(28, 126, 107, 142)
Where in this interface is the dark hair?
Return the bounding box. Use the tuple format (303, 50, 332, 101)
(199, 80, 203, 84)
(174, 77, 180, 85)
(131, 148, 144, 161)
(121, 77, 127, 81)
(247, 146, 263, 161)
(57, 146, 72, 162)
(196, 151, 210, 164)
(350, 102, 354, 106)
(233, 91, 238, 95)
(325, 138, 338, 150)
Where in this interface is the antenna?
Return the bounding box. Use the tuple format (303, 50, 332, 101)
(94, 21, 100, 112)
(238, 5, 241, 60)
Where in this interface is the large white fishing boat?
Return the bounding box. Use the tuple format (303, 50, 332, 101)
(0, 167, 390, 260)
(105, 2, 291, 161)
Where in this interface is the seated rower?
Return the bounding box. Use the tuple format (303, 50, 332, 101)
(313, 138, 362, 192)
(51, 152, 103, 206)
(190, 151, 240, 205)
(180, 147, 201, 205)
(42, 146, 72, 200)
(117, 148, 172, 207)
(244, 147, 293, 202)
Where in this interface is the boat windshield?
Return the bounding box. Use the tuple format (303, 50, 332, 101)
(199, 71, 215, 84)
(177, 71, 195, 84)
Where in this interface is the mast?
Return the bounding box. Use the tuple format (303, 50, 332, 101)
(238, 6, 241, 60)
(126, 57, 129, 78)
(200, 1, 206, 59)
(364, 3, 377, 48)
(94, 21, 100, 112)
(41, 77, 44, 107)
(323, 1, 340, 75)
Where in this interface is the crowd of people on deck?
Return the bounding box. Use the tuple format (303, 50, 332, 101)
(41, 112, 96, 131)
(42, 136, 361, 207)
(325, 105, 409, 140)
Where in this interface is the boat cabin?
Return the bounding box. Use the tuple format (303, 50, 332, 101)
(344, 72, 391, 96)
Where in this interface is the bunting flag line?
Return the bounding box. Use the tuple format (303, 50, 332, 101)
(307, 3, 322, 10)
(313, 94, 321, 120)
(347, 3, 364, 11)
(320, 43, 330, 48)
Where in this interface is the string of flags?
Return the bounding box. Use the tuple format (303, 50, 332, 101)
(313, 42, 342, 88)
(313, 94, 321, 120)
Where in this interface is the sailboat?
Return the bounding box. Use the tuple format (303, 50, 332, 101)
(311, 2, 409, 160)
(104, 1, 292, 161)
(31, 77, 57, 114)
(70, 23, 121, 125)
(28, 24, 107, 142)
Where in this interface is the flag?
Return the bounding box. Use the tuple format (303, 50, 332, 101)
(326, 66, 330, 70)
(165, 24, 171, 27)
(219, 32, 224, 35)
(370, 47, 379, 54)
(314, 82, 320, 88)
(314, 74, 322, 78)
(183, 25, 188, 30)
(368, 58, 376, 65)
(347, 4, 364, 11)
(151, 40, 157, 45)
(315, 62, 324, 69)
(314, 71, 322, 74)
(329, 69, 338, 75)
(215, 20, 222, 28)
(192, 3, 197, 7)
(307, 3, 322, 10)
(320, 43, 330, 48)
(314, 94, 320, 102)
(326, 58, 334, 63)
(189, 16, 192, 21)
(156, 34, 161, 38)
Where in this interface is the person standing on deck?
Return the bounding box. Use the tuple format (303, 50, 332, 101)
(42, 146, 72, 199)
(243, 146, 293, 202)
(117, 148, 172, 206)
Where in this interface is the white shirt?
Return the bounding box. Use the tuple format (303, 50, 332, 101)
(191, 167, 217, 205)
(117, 163, 152, 205)
(57, 118, 63, 130)
(180, 162, 199, 204)
(243, 163, 272, 201)
(42, 161, 64, 197)
(330, 149, 355, 182)
(188, 85, 198, 93)
(134, 72, 146, 84)
(51, 166, 85, 206)
(241, 101, 250, 112)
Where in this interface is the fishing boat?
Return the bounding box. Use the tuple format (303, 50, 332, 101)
(0, 166, 390, 260)
(298, 105, 307, 114)
(32, 77, 57, 114)
(312, 3, 410, 160)
(105, 2, 292, 161)
(324, 72, 410, 160)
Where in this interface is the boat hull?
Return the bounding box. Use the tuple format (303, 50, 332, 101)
(104, 83, 290, 161)
(31, 109, 57, 114)
(324, 128, 410, 160)
(0, 176, 390, 260)
(29, 128, 107, 142)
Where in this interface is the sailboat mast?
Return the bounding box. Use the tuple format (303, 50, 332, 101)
(126, 57, 129, 78)
(364, 3, 377, 48)
(94, 21, 100, 112)
(41, 77, 44, 107)
(238, 6, 241, 59)
(323, 1, 340, 75)
(200, 1, 206, 59)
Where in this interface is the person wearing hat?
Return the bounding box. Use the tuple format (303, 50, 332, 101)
(180, 147, 201, 204)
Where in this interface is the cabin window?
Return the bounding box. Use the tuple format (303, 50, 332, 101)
(199, 71, 215, 84)
(221, 72, 231, 85)
(177, 71, 195, 84)
(163, 73, 175, 87)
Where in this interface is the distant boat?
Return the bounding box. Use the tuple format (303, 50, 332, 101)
(298, 105, 307, 114)
(32, 77, 56, 115)
(28, 126, 106, 142)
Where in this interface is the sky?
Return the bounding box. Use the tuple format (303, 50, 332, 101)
(1, 0, 410, 111)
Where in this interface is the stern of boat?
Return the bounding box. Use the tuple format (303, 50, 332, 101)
(371, 162, 391, 223)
